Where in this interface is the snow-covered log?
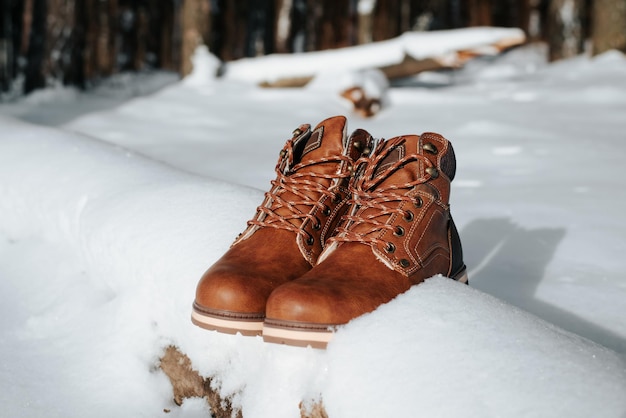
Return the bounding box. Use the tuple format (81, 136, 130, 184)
(224, 27, 526, 87)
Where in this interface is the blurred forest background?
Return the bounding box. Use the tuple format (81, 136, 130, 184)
(1, 0, 625, 98)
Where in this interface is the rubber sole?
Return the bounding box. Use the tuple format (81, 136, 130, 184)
(262, 320, 334, 349)
(191, 304, 263, 336)
(262, 268, 469, 349)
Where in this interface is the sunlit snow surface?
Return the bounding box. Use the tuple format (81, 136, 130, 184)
(2, 39, 626, 417)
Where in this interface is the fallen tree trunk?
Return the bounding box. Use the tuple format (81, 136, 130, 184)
(251, 28, 527, 88)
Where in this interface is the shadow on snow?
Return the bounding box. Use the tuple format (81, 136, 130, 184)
(461, 217, 626, 356)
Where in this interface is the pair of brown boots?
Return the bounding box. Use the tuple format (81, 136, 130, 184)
(191, 116, 467, 349)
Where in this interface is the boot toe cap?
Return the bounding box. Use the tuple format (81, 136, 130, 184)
(266, 280, 352, 326)
(195, 270, 273, 315)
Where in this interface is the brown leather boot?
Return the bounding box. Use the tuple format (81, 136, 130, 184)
(192, 116, 373, 335)
(263, 132, 467, 348)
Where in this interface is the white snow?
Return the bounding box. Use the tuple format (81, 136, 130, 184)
(1, 28, 626, 418)
(182, 46, 221, 87)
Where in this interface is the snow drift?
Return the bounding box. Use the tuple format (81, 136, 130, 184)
(1, 114, 625, 417)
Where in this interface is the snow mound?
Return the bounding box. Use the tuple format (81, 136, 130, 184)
(327, 278, 626, 418)
(183, 45, 222, 87)
(1, 115, 625, 417)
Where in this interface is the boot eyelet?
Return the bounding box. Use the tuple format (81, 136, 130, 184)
(414, 196, 423, 208)
(332, 193, 342, 204)
(384, 242, 396, 253)
(426, 167, 439, 179)
(423, 143, 438, 154)
(306, 236, 314, 246)
(312, 222, 321, 230)
(403, 210, 414, 222)
(399, 259, 410, 268)
(393, 226, 405, 237)
(323, 206, 331, 216)
(292, 128, 302, 137)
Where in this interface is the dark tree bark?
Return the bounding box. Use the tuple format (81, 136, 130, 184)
(372, 0, 399, 41)
(44, 0, 78, 86)
(246, 0, 274, 56)
(411, 0, 457, 31)
(24, 0, 46, 93)
(316, 0, 355, 50)
(0, 0, 24, 92)
(467, 0, 492, 26)
(547, 0, 585, 61)
(69, 0, 86, 88)
(157, 0, 176, 70)
(289, 0, 308, 52)
(214, 0, 248, 61)
(119, 0, 139, 71)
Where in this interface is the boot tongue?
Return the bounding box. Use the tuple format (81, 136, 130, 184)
(271, 116, 348, 227)
(368, 136, 421, 190)
(291, 116, 347, 171)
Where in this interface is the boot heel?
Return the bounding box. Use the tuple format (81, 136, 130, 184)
(453, 267, 469, 285)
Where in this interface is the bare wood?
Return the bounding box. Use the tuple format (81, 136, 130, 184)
(300, 400, 329, 418)
(159, 345, 240, 418)
(160, 345, 334, 417)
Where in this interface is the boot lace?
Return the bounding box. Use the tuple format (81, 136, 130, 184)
(330, 137, 437, 247)
(248, 143, 353, 243)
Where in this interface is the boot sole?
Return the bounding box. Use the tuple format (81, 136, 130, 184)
(262, 320, 334, 349)
(191, 304, 263, 336)
(262, 268, 469, 349)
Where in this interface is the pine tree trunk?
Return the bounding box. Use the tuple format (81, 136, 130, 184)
(0, 0, 21, 92)
(181, 0, 211, 75)
(468, 0, 492, 26)
(214, 0, 248, 61)
(547, 0, 585, 61)
(44, 0, 76, 85)
(592, 0, 626, 55)
(314, 0, 353, 50)
(288, 0, 307, 52)
(157, 0, 176, 70)
(24, 0, 46, 93)
(274, 0, 292, 52)
(70, 0, 86, 88)
(357, 1, 374, 44)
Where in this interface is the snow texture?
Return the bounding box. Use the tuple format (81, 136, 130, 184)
(1, 29, 626, 418)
